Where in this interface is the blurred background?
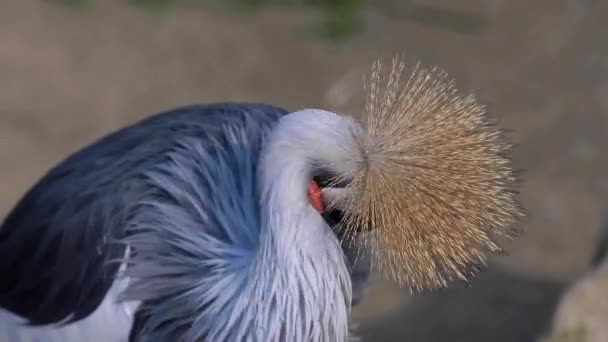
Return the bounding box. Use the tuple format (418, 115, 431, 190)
(1, 0, 607, 341)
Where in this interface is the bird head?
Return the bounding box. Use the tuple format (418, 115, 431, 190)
(121, 55, 524, 341)
(258, 56, 523, 292)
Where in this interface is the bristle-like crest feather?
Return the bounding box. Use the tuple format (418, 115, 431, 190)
(339, 55, 524, 291)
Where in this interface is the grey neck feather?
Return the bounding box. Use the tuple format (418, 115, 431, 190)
(122, 109, 357, 341)
(253, 151, 352, 342)
(236, 108, 356, 341)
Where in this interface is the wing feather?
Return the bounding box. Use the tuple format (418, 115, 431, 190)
(0, 103, 287, 326)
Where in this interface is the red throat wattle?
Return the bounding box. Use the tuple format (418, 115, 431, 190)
(307, 181, 324, 214)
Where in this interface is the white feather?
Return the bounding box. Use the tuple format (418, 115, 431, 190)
(0, 248, 139, 342)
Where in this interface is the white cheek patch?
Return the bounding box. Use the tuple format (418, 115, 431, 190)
(322, 188, 350, 209)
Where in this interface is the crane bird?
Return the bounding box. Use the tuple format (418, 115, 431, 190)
(0, 57, 523, 341)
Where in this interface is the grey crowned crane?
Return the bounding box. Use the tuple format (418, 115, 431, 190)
(0, 57, 523, 342)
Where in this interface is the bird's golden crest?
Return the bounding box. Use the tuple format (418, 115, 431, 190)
(334, 55, 524, 291)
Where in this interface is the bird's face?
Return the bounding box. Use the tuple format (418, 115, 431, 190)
(308, 173, 365, 236)
(256, 108, 368, 245)
(258, 56, 522, 294)
(266, 59, 523, 290)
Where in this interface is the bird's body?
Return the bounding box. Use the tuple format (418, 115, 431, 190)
(0, 103, 369, 341)
(0, 58, 522, 341)
(0, 273, 136, 342)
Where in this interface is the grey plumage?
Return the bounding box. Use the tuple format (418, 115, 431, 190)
(122, 110, 349, 341)
(0, 103, 370, 341)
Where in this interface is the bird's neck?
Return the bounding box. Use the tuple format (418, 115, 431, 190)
(244, 148, 352, 341)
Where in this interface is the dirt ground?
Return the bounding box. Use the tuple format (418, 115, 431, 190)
(1, 0, 607, 341)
